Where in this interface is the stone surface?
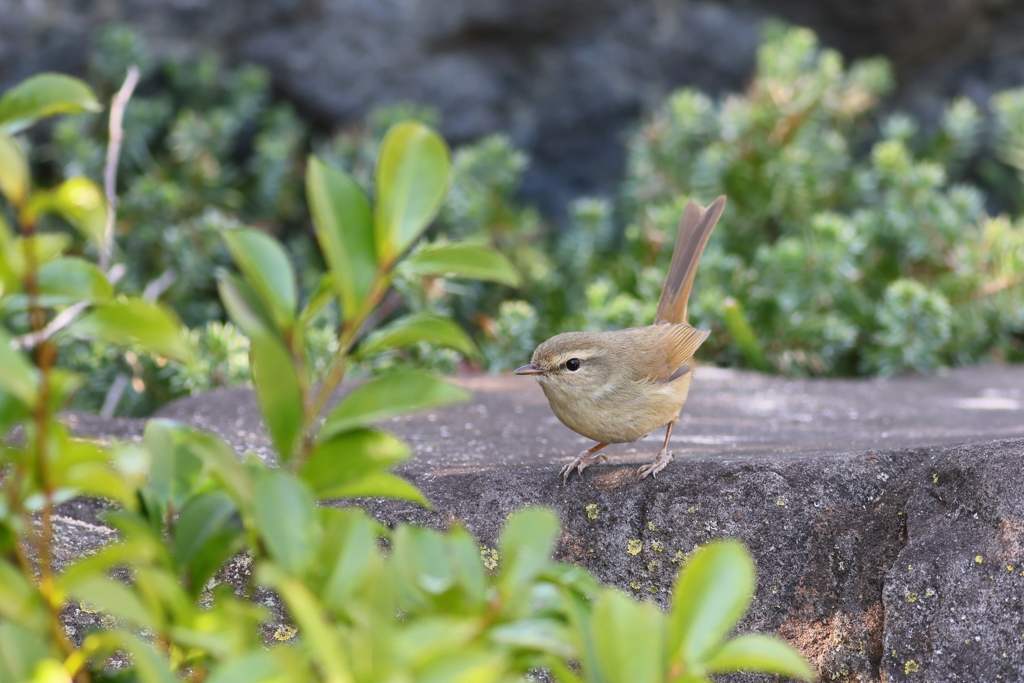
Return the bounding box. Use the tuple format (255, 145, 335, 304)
(60, 364, 1024, 681)
(4, 1, 1024, 213)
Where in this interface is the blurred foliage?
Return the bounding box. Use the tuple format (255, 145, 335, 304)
(0, 83, 811, 682)
(16, 22, 1024, 423)
(466, 23, 1024, 376)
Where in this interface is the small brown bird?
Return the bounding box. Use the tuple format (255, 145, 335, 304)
(515, 196, 726, 482)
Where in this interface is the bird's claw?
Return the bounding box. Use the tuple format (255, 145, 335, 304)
(559, 452, 608, 484)
(637, 450, 673, 480)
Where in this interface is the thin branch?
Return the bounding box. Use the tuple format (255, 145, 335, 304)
(142, 268, 177, 302)
(99, 373, 130, 420)
(11, 264, 125, 351)
(100, 65, 140, 272)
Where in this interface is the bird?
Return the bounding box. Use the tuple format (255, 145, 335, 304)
(514, 196, 726, 483)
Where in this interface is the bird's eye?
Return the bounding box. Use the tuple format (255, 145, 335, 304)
(565, 358, 581, 371)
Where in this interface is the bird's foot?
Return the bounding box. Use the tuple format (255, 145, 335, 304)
(559, 450, 608, 484)
(637, 449, 673, 480)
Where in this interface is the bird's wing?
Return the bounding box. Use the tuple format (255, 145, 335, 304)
(624, 324, 710, 383)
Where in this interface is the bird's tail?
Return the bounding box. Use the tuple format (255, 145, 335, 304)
(654, 195, 727, 325)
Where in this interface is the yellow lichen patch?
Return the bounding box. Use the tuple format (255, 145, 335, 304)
(672, 550, 685, 563)
(647, 560, 661, 572)
(585, 504, 599, 520)
(80, 603, 101, 615)
(687, 506, 696, 514)
(932, 473, 939, 484)
(776, 496, 788, 507)
(646, 586, 658, 593)
(274, 625, 298, 641)
(647, 521, 658, 531)
(100, 615, 116, 627)
(905, 660, 919, 674)
(651, 540, 664, 552)
(480, 546, 499, 571)
(908, 564, 913, 570)
(630, 581, 641, 590)
(627, 540, 643, 555)
(905, 592, 918, 603)
(975, 555, 983, 564)
(1008, 566, 1015, 572)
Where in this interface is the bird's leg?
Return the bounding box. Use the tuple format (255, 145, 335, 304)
(637, 423, 675, 479)
(559, 442, 610, 484)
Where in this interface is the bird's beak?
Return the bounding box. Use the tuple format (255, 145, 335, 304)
(514, 363, 546, 376)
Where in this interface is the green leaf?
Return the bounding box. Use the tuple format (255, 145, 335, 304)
(317, 508, 382, 612)
(669, 539, 756, 666)
(498, 508, 560, 601)
(109, 631, 177, 683)
(390, 526, 456, 606)
(322, 370, 469, 439)
(65, 575, 157, 630)
(250, 333, 304, 462)
(306, 156, 377, 323)
(0, 561, 49, 633)
(490, 618, 575, 659)
(54, 439, 135, 507)
(320, 470, 428, 506)
(24, 177, 107, 245)
(0, 73, 101, 134)
(37, 257, 111, 305)
(299, 428, 410, 496)
(75, 298, 193, 363)
(0, 132, 28, 207)
(401, 242, 521, 286)
(1, 255, 112, 310)
(591, 590, 665, 683)
(216, 269, 277, 337)
(223, 228, 297, 331)
(252, 470, 319, 577)
(0, 328, 39, 407)
(205, 652, 280, 683)
(257, 564, 352, 682)
(217, 272, 304, 462)
(416, 651, 507, 683)
(356, 313, 477, 359)
(158, 422, 253, 510)
(143, 420, 206, 513)
(374, 121, 451, 263)
(0, 388, 30, 438)
(53, 177, 106, 244)
(299, 272, 336, 325)
(172, 491, 245, 596)
(0, 622, 52, 683)
(0, 233, 72, 292)
(705, 634, 815, 680)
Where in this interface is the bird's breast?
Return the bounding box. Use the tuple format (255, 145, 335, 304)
(539, 373, 692, 444)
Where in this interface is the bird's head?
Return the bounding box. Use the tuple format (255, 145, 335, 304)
(514, 332, 612, 391)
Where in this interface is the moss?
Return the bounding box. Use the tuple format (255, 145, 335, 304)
(274, 625, 298, 641)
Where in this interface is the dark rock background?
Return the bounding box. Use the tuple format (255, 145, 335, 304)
(3, 0, 1024, 213)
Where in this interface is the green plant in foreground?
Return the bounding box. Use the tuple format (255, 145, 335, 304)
(1, 73, 813, 682)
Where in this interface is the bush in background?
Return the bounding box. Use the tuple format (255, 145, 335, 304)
(19, 22, 1024, 420)
(483, 24, 1024, 376)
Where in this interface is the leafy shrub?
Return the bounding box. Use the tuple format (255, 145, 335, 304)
(0, 74, 813, 683)
(473, 23, 1024, 377)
